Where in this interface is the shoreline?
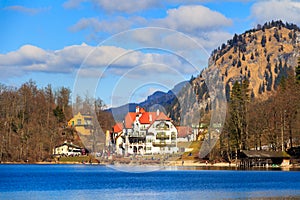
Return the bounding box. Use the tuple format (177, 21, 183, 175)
(1, 160, 300, 170)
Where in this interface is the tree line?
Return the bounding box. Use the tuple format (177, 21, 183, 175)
(0, 80, 114, 162)
(216, 59, 300, 162)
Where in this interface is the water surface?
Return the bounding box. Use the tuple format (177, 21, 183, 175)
(0, 164, 299, 199)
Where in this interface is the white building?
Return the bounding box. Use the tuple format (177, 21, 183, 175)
(53, 141, 85, 156)
(112, 106, 178, 155)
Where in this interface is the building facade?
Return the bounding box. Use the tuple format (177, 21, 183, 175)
(68, 112, 93, 135)
(112, 106, 178, 155)
(53, 141, 85, 156)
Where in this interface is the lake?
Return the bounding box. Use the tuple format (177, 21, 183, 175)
(0, 164, 300, 200)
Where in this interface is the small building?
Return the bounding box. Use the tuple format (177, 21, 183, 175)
(176, 126, 194, 142)
(68, 112, 93, 135)
(239, 150, 291, 167)
(112, 123, 124, 155)
(53, 141, 86, 156)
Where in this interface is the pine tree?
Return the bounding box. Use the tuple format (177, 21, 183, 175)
(261, 35, 267, 47)
(296, 57, 300, 82)
(250, 53, 254, 60)
(228, 80, 250, 153)
(242, 54, 246, 61)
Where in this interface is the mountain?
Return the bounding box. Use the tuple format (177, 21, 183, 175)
(107, 81, 188, 122)
(169, 20, 300, 126)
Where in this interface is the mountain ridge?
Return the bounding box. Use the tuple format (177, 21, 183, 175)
(107, 81, 188, 121)
(169, 20, 300, 125)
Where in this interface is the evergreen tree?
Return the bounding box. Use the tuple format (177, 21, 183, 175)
(296, 57, 300, 82)
(242, 54, 246, 61)
(237, 59, 242, 68)
(228, 80, 250, 153)
(261, 35, 267, 47)
(250, 53, 254, 60)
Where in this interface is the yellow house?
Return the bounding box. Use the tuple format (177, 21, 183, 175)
(68, 112, 93, 135)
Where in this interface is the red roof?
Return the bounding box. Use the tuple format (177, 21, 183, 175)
(113, 123, 123, 133)
(176, 126, 193, 138)
(139, 112, 153, 124)
(139, 111, 170, 124)
(155, 112, 170, 121)
(115, 107, 171, 128)
(124, 112, 136, 128)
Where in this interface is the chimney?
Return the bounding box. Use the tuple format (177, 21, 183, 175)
(136, 106, 140, 113)
(149, 114, 152, 122)
(156, 109, 160, 116)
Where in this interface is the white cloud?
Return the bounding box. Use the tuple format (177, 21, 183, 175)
(0, 43, 196, 79)
(251, 0, 300, 25)
(70, 5, 233, 52)
(69, 17, 146, 34)
(155, 5, 232, 33)
(0, 45, 51, 68)
(3, 5, 49, 15)
(91, 0, 160, 13)
(63, 0, 159, 13)
(63, 0, 87, 9)
(63, 0, 213, 13)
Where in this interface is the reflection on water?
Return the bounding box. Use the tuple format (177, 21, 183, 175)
(0, 164, 300, 200)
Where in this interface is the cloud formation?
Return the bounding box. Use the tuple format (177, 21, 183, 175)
(70, 5, 232, 52)
(155, 5, 232, 33)
(251, 0, 300, 25)
(63, 0, 212, 13)
(70, 16, 146, 34)
(3, 5, 49, 15)
(64, 0, 159, 13)
(91, 0, 160, 13)
(0, 43, 197, 79)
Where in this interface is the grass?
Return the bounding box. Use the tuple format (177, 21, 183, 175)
(58, 156, 92, 163)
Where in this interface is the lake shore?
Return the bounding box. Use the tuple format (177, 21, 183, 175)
(1, 160, 300, 170)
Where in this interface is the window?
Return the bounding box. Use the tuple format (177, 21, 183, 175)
(84, 118, 92, 125)
(77, 119, 82, 125)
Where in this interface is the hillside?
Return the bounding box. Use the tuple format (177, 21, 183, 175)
(170, 21, 300, 125)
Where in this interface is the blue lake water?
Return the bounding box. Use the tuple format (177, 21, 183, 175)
(0, 164, 300, 200)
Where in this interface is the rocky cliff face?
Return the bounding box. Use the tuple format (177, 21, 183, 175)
(170, 21, 300, 126)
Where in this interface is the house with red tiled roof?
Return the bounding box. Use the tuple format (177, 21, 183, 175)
(112, 123, 124, 155)
(176, 126, 195, 142)
(112, 106, 178, 155)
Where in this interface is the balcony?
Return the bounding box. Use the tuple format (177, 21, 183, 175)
(156, 127, 170, 130)
(156, 132, 169, 140)
(152, 141, 167, 147)
(152, 141, 176, 147)
(129, 132, 146, 138)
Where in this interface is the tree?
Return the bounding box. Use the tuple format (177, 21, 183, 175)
(242, 54, 246, 61)
(296, 57, 300, 82)
(56, 87, 71, 119)
(0, 82, 73, 162)
(225, 80, 250, 161)
(261, 35, 267, 47)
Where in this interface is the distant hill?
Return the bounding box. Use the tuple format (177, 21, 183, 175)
(107, 81, 188, 121)
(169, 20, 300, 125)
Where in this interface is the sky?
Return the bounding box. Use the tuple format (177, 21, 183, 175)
(1, 0, 300, 108)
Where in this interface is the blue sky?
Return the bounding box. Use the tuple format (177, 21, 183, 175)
(1, 0, 300, 108)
